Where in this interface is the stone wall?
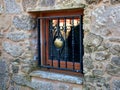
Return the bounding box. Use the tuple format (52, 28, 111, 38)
(83, 0, 120, 90)
(0, 0, 120, 90)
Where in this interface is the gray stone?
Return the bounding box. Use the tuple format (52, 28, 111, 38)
(29, 80, 54, 90)
(111, 0, 120, 4)
(92, 5, 120, 36)
(13, 58, 20, 63)
(3, 42, 23, 57)
(110, 45, 120, 55)
(55, 0, 85, 8)
(112, 80, 120, 90)
(22, 0, 37, 11)
(12, 64, 19, 73)
(0, 33, 4, 38)
(103, 83, 110, 90)
(85, 76, 106, 84)
(97, 45, 107, 51)
(94, 77, 106, 83)
(83, 56, 94, 69)
(109, 37, 120, 43)
(0, 61, 7, 74)
(106, 64, 120, 76)
(13, 14, 36, 30)
(103, 0, 110, 3)
(93, 70, 104, 76)
(12, 74, 36, 90)
(84, 84, 96, 90)
(12, 74, 30, 86)
(111, 56, 120, 67)
(95, 63, 103, 69)
(8, 85, 20, 90)
(95, 51, 109, 61)
(39, 0, 55, 6)
(6, 31, 29, 41)
(84, 46, 93, 53)
(84, 33, 103, 47)
(21, 64, 31, 73)
(59, 84, 69, 90)
(0, 61, 9, 90)
(4, 0, 21, 13)
(103, 42, 112, 49)
(85, 0, 101, 4)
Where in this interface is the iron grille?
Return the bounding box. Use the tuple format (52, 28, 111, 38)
(37, 15, 83, 73)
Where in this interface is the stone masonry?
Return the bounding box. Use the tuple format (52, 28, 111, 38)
(0, 0, 120, 90)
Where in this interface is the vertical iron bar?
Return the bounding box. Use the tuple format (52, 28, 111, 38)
(71, 17, 75, 70)
(64, 17, 67, 68)
(37, 18, 41, 66)
(57, 18, 60, 68)
(79, 15, 83, 73)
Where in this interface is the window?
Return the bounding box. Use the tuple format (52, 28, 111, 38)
(37, 9, 84, 73)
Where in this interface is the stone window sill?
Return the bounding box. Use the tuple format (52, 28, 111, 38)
(30, 70, 83, 85)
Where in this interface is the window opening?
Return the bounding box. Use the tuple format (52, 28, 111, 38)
(37, 15, 83, 73)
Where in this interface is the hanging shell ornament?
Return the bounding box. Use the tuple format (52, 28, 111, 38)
(54, 38, 63, 48)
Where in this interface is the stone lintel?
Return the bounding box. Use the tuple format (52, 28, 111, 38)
(27, 6, 85, 13)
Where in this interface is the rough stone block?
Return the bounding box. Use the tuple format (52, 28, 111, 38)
(12, 74, 30, 86)
(58, 84, 69, 90)
(85, 0, 101, 4)
(111, 0, 120, 4)
(109, 37, 120, 43)
(110, 45, 120, 55)
(112, 80, 120, 90)
(106, 64, 120, 76)
(39, 0, 55, 6)
(4, 0, 21, 13)
(111, 56, 120, 67)
(0, 61, 8, 90)
(21, 64, 31, 73)
(3, 42, 23, 57)
(22, 0, 36, 11)
(95, 51, 109, 61)
(12, 64, 19, 73)
(6, 31, 29, 42)
(13, 14, 36, 30)
(93, 70, 104, 76)
(84, 33, 103, 47)
(83, 56, 94, 69)
(92, 5, 120, 37)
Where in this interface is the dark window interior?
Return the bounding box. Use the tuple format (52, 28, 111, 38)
(48, 18, 82, 63)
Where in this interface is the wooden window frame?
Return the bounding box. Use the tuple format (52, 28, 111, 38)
(37, 9, 84, 73)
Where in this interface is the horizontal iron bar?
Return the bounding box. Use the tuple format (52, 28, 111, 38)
(40, 65, 82, 73)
